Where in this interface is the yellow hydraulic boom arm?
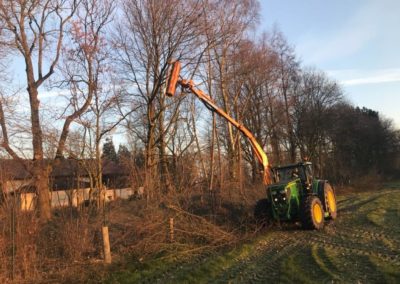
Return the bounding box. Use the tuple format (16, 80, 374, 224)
(166, 61, 272, 185)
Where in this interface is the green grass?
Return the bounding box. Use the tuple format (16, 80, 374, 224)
(106, 234, 275, 284)
(106, 186, 400, 283)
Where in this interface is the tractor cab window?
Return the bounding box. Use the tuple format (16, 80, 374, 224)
(275, 166, 306, 183)
(275, 168, 292, 182)
(304, 164, 313, 185)
(305, 164, 312, 176)
(297, 167, 307, 182)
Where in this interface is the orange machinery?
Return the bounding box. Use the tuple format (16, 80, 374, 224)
(165, 61, 271, 185)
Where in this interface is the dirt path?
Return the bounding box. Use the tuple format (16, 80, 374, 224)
(174, 188, 399, 283)
(109, 187, 400, 283)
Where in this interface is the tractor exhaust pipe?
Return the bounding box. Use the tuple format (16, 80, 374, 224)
(166, 61, 181, 97)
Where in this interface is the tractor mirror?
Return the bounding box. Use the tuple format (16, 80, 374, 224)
(166, 61, 181, 97)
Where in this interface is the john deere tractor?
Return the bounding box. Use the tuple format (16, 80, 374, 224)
(165, 61, 337, 230)
(254, 162, 337, 229)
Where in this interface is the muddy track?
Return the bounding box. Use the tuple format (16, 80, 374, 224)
(213, 189, 400, 283)
(216, 230, 399, 283)
(303, 232, 399, 264)
(216, 231, 304, 283)
(118, 188, 400, 283)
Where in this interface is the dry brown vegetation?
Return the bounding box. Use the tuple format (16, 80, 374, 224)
(0, 184, 267, 282)
(0, 200, 100, 282)
(2, 180, 393, 283)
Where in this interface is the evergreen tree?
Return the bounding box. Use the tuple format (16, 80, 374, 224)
(102, 138, 118, 162)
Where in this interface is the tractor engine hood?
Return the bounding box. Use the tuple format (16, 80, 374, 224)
(268, 180, 300, 220)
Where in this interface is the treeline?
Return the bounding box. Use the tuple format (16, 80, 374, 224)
(0, 0, 399, 220)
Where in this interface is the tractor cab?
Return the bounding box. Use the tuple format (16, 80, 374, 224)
(272, 162, 313, 189)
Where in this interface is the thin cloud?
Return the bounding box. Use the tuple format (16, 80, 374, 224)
(297, 0, 400, 65)
(328, 68, 400, 86)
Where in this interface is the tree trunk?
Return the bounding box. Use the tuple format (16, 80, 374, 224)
(271, 133, 280, 164)
(267, 91, 281, 164)
(29, 80, 51, 221)
(33, 162, 51, 222)
(95, 141, 104, 209)
(158, 95, 173, 194)
(145, 145, 156, 202)
(219, 51, 237, 180)
(145, 102, 157, 202)
(282, 86, 296, 163)
(209, 113, 216, 191)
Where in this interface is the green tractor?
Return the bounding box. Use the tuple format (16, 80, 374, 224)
(254, 162, 337, 229)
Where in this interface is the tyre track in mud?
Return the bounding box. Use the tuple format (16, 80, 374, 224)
(215, 231, 304, 283)
(215, 227, 399, 283)
(132, 188, 400, 283)
(303, 231, 400, 265)
(333, 227, 400, 257)
(217, 189, 400, 282)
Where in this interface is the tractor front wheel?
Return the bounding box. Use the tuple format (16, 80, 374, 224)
(254, 199, 272, 225)
(301, 195, 324, 230)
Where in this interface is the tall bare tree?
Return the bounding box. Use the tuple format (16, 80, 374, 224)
(293, 68, 343, 175)
(209, 0, 259, 182)
(236, 37, 278, 181)
(115, 0, 205, 198)
(0, 0, 79, 221)
(270, 29, 300, 163)
(56, 0, 117, 206)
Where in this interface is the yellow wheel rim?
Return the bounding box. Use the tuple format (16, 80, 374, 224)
(313, 203, 323, 223)
(327, 191, 336, 213)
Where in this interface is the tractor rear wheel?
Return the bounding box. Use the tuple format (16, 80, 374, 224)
(324, 183, 337, 219)
(254, 199, 271, 225)
(301, 195, 324, 230)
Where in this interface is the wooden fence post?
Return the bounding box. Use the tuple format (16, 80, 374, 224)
(169, 218, 174, 242)
(102, 226, 112, 264)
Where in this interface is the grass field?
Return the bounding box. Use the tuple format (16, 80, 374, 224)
(107, 185, 400, 283)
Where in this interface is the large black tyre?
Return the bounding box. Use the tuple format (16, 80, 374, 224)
(254, 199, 272, 225)
(300, 195, 324, 230)
(324, 183, 337, 219)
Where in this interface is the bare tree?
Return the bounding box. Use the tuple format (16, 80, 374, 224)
(293, 68, 343, 175)
(115, 0, 206, 198)
(207, 0, 259, 182)
(55, 0, 114, 156)
(0, 0, 79, 221)
(270, 28, 300, 163)
(0, 0, 118, 218)
(55, 0, 125, 208)
(235, 37, 278, 181)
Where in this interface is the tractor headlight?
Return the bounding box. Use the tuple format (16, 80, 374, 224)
(270, 187, 291, 205)
(279, 189, 286, 201)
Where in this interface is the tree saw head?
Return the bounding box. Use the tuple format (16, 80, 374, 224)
(165, 61, 181, 97)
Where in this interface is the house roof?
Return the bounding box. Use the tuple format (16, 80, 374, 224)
(0, 159, 31, 180)
(0, 158, 129, 180)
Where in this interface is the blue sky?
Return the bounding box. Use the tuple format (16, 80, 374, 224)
(8, 0, 400, 131)
(260, 0, 400, 127)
